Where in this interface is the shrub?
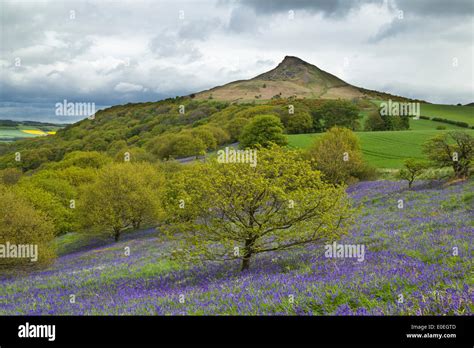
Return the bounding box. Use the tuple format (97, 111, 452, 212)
(0, 167, 22, 185)
(0, 185, 55, 269)
(307, 127, 375, 184)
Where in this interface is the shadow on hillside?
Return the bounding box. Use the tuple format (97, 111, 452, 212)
(56, 228, 160, 256)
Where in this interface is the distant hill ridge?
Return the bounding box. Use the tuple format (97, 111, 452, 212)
(194, 55, 423, 102)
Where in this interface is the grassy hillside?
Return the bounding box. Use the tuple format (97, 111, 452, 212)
(370, 100, 473, 127)
(420, 104, 473, 126)
(0, 97, 470, 171)
(408, 118, 465, 130)
(288, 129, 474, 168)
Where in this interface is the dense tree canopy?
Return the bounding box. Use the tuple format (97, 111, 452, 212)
(239, 114, 288, 149)
(78, 162, 163, 241)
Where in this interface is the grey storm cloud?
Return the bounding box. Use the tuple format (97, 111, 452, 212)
(238, 0, 473, 18)
(236, 0, 373, 17)
(0, 0, 472, 122)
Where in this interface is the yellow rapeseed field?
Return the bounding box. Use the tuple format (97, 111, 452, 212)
(21, 129, 46, 135)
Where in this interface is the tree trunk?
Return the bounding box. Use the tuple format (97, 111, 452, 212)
(453, 162, 463, 178)
(132, 220, 141, 230)
(241, 257, 251, 271)
(240, 238, 253, 271)
(114, 228, 121, 242)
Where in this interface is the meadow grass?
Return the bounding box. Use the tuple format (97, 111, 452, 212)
(420, 103, 473, 126)
(288, 129, 474, 168)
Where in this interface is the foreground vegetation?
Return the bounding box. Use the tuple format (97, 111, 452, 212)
(0, 179, 471, 315)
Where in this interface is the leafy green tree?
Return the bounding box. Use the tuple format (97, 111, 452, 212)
(19, 170, 77, 205)
(286, 110, 313, 134)
(188, 127, 217, 151)
(225, 117, 249, 141)
(398, 159, 430, 188)
(364, 110, 386, 131)
(14, 183, 75, 235)
(201, 125, 230, 145)
(113, 146, 156, 163)
(234, 105, 282, 120)
(163, 146, 354, 271)
(148, 133, 206, 159)
(422, 131, 473, 178)
(78, 162, 163, 241)
(49, 151, 111, 169)
(313, 100, 361, 131)
(54, 166, 98, 187)
(307, 127, 374, 184)
(0, 185, 55, 269)
(239, 115, 287, 149)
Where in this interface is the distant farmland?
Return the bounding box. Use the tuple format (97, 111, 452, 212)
(0, 121, 64, 142)
(370, 101, 473, 126)
(288, 128, 474, 169)
(420, 103, 473, 126)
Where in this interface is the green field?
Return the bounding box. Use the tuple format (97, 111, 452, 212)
(370, 100, 473, 126)
(288, 129, 474, 169)
(0, 127, 38, 141)
(0, 123, 62, 142)
(420, 103, 473, 126)
(408, 117, 465, 130)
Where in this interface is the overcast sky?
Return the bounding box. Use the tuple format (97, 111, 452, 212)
(1, 0, 473, 123)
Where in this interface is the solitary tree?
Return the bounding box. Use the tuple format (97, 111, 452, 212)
(422, 131, 473, 178)
(398, 158, 430, 188)
(79, 162, 163, 241)
(307, 127, 372, 184)
(163, 146, 354, 271)
(239, 114, 288, 149)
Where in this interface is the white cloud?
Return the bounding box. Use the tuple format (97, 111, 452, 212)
(114, 82, 145, 93)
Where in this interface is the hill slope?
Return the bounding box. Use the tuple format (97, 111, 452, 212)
(0, 180, 471, 315)
(194, 56, 417, 102)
